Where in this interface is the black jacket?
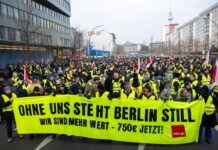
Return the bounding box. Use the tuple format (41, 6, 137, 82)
(0, 94, 13, 109)
(201, 95, 217, 127)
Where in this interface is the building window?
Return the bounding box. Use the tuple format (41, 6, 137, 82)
(35, 2, 39, 10)
(46, 20, 49, 29)
(8, 28, 16, 41)
(14, 8, 19, 20)
(1, 3, 7, 16)
(0, 26, 3, 39)
(16, 30, 21, 41)
(42, 5, 45, 12)
(32, 1, 36, 8)
(46, 7, 49, 14)
(40, 18, 43, 27)
(36, 16, 40, 26)
(18, 10, 23, 20)
(51, 10, 54, 17)
(39, 4, 43, 11)
(8, 6, 14, 18)
(43, 18, 47, 28)
(33, 15, 37, 25)
(37, 34, 42, 44)
(23, 0, 27, 4)
(48, 8, 51, 15)
(4, 27, 8, 40)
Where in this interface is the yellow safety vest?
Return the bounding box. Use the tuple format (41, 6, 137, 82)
(213, 84, 218, 93)
(2, 93, 17, 112)
(132, 86, 142, 96)
(121, 90, 135, 99)
(97, 91, 109, 99)
(171, 79, 181, 95)
(22, 85, 28, 91)
(181, 73, 190, 78)
(43, 79, 56, 89)
(11, 77, 19, 86)
(142, 95, 156, 101)
(113, 80, 121, 93)
(65, 79, 71, 88)
(150, 80, 158, 95)
(192, 80, 198, 87)
(202, 74, 211, 86)
(142, 81, 156, 94)
(204, 96, 215, 115)
(194, 73, 198, 80)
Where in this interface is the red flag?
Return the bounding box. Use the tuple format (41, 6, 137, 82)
(24, 66, 30, 82)
(147, 57, 152, 68)
(204, 50, 210, 65)
(171, 54, 175, 60)
(136, 57, 140, 73)
(92, 62, 95, 70)
(211, 60, 218, 89)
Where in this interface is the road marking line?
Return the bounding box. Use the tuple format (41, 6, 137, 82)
(35, 135, 53, 150)
(138, 144, 146, 150)
(13, 128, 17, 131)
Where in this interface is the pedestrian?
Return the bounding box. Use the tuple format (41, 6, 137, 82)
(199, 86, 217, 143)
(0, 86, 23, 143)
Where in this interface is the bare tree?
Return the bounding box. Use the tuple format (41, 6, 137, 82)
(72, 28, 85, 58)
(15, 2, 41, 60)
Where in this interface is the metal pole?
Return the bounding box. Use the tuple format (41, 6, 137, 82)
(88, 25, 103, 58)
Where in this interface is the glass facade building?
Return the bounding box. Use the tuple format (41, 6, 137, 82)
(0, 0, 72, 67)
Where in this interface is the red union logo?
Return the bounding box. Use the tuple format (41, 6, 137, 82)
(171, 125, 186, 138)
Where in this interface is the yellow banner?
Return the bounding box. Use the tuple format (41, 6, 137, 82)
(13, 95, 205, 144)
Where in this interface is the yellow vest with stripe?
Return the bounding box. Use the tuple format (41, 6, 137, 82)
(2, 93, 17, 112)
(202, 74, 211, 86)
(112, 80, 121, 93)
(171, 79, 181, 95)
(204, 96, 215, 115)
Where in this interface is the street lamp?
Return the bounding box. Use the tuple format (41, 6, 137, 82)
(87, 25, 103, 58)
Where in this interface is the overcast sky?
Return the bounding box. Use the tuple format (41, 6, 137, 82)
(70, 0, 217, 44)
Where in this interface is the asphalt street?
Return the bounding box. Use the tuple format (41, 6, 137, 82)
(0, 115, 218, 150)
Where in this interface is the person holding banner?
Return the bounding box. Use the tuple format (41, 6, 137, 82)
(199, 85, 217, 144)
(96, 83, 111, 99)
(0, 86, 23, 143)
(84, 76, 100, 98)
(111, 72, 123, 98)
(120, 83, 137, 100)
(139, 85, 156, 100)
(160, 89, 172, 101)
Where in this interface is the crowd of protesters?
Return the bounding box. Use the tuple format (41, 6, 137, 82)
(0, 56, 217, 143)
